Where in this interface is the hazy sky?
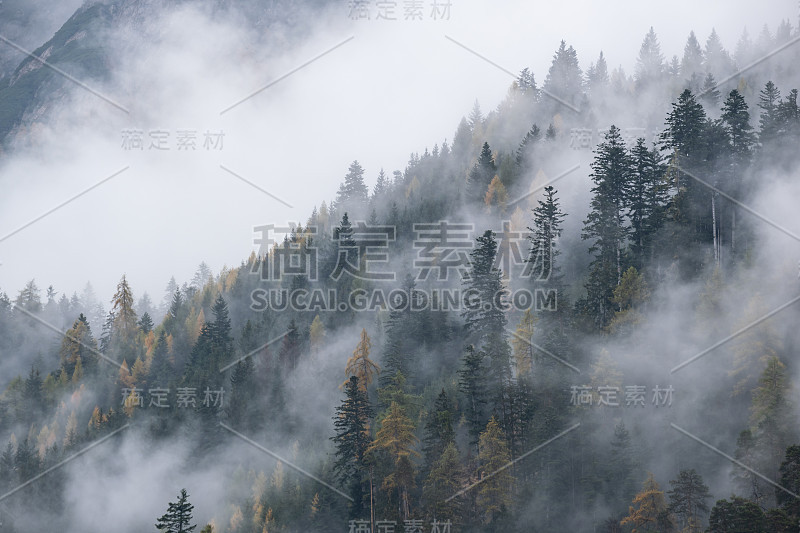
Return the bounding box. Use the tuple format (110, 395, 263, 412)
(0, 0, 797, 306)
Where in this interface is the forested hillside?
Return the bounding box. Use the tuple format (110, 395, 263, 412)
(2, 10, 800, 533)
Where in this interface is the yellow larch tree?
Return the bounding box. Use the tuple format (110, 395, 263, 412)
(344, 328, 380, 391)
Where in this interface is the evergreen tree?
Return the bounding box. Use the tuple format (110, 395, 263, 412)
(516, 124, 542, 174)
(586, 51, 610, 95)
(459, 345, 488, 449)
(467, 142, 497, 204)
(777, 445, 800, 520)
(758, 81, 782, 145)
(422, 442, 462, 524)
(635, 27, 665, 91)
(527, 185, 566, 283)
(279, 319, 301, 372)
(681, 31, 704, 78)
(422, 389, 455, 470)
(155, 488, 196, 533)
(543, 40, 584, 109)
(110, 275, 138, 361)
(704, 29, 733, 80)
(708, 497, 766, 533)
(139, 312, 153, 334)
(14, 279, 42, 312)
(627, 139, 668, 268)
(667, 469, 711, 532)
(607, 421, 638, 514)
(336, 160, 369, 209)
(581, 126, 631, 329)
(332, 375, 375, 517)
(149, 329, 172, 387)
(476, 416, 513, 524)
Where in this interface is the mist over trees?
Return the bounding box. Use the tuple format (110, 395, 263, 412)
(2, 4, 800, 533)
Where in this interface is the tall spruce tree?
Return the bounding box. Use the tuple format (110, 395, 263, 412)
(467, 142, 497, 204)
(155, 488, 196, 533)
(581, 125, 631, 329)
(332, 375, 375, 517)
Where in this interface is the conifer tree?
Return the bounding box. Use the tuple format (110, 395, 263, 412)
(344, 329, 380, 391)
(634, 27, 665, 91)
(476, 416, 513, 524)
(581, 126, 631, 329)
(620, 473, 669, 532)
(155, 488, 196, 533)
(332, 375, 375, 517)
(467, 142, 497, 204)
(667, 469, 711, 532)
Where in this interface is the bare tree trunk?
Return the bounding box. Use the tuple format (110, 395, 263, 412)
(370, 467, 374, 533)
(712, 194, 719, 267)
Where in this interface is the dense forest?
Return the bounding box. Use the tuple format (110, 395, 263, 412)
(2, 8, 800, 533)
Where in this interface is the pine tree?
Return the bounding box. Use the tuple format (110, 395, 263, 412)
(422, 389, 455, 469)
(14, 279, 42, 312)
(667, 469, 711, 532)
(336, 160, 369, 209)
(700, 73, 721, 108)
(110, 275, 138, 363)
(149, 329, 172, 387)
(634, 27, 665, 91)
(627, 139, 668, 268)
(748, 356, 795, 504)
(527, 185, 566, 283)
(543, 40, 584, 109)
(511, 310, 535, 378)
(467, 142, 497, 204)
(422, 442, 462, 524)
(660, 89, 713, 256)
(59, 314, 98, 377)
(704, 29, 733, 80)
(708, 497, 766, 533)
(586, 51, 610, 95)
(373, 168, 390, 198)
(681, 31, 704, 78)
(332, 375, 375, 517)
(155, 488, 197, 532)
(459, 345, 488, 449)
(139, 312, 153, 334)
(777, 445, 800, 520)
(462, 230, 512, 434)
(607, 421, 638, 514)
(581, 126, 631, 329)
(476, 416, 513, 524)
(516, 124, 542, 173)
(720, 89, 755, 258)
(279, 319, 301, 372)
(228, 356, 256, 431)
(758, 81, 782, 145)
(516, 68, 538, 103)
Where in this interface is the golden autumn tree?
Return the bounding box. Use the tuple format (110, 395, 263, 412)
(369, 401, 419, 521)
(484, 175, 509, 215)
(344, 328, 380, 391)
(309, 315, 325, 357)
(476, 416, 513, 524)
(621, 472, 670, 532)
(511, 309, 536, 378)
